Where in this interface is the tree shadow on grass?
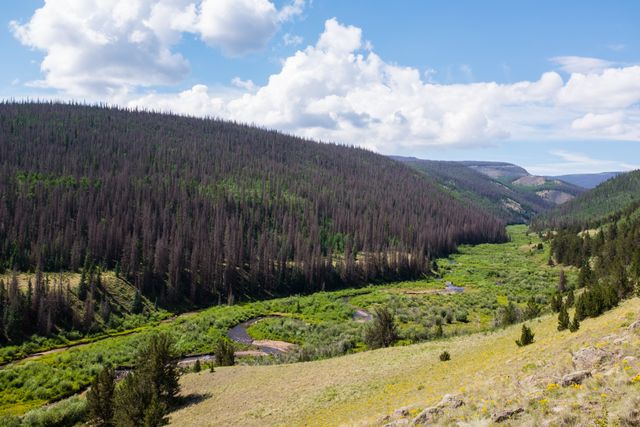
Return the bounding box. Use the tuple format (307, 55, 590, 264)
(172, 392, 213, 411)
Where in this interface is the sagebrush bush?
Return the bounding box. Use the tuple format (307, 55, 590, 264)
(364, 307, 398, 349)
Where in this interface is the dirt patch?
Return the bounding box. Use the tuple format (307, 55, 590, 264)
(252, 340, 296, 353)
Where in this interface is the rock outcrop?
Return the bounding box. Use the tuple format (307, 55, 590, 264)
(412, 394, 464, 425)
(561, 370, 592, 387)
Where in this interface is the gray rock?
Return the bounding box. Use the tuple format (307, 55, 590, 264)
(412, 406, 442, 426)
(438, 394, 465, 409)
(572, 347, 611, 370)
(392, 406, 417, 418)
(629, 320, 640, 332)
(412, 394, 464, 425)
(561, 370, 592, 387)
(492, 407, 524, 423)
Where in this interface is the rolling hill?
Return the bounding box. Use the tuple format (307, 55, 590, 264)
(533, 169, 640, 229)
(551, 171, 622, 189)
(0, 102, 505, 313)
(392, 157, 585, 224)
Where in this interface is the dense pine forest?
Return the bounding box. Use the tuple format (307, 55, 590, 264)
(0, 102, 506, 318)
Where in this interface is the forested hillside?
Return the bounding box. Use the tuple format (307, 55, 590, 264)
(533, 170, 640, 229)
(393, 157, 582, 223)
(0, 103, 506, 312)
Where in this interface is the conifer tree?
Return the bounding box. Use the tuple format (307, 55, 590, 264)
(566, 289, 575, 307)
(557, 302, 570, 331)
(87, 365, 115, 427)
(113, 333, 179, 426)
(558, 270, 567, 293)
(569, 314, 580, 332)
(516, 324, 535, 347)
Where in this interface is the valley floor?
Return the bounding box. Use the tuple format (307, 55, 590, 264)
(170, 298, 640, 426)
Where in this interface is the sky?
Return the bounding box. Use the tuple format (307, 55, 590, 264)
(1, 0, 640, 175)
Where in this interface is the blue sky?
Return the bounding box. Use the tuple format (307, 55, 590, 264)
(2, 0, 640, 175)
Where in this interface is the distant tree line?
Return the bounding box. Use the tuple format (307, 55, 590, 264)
(0, 102, 506, 312)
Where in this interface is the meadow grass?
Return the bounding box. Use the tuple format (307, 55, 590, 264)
(0, 225, 569, 416)
(170, 298, 640, 426)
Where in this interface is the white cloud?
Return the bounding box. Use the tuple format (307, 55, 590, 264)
(129, 19, 640, 151)
(551, 56, 616, 74)
(9, 9, 640, 151)
(527, 150, 640, 175)
(283, 33, 303, 46)
(10, 0, 305, 96)
(231, 77, 257, 91)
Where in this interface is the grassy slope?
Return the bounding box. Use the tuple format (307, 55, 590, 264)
(171, 298, 640, 426)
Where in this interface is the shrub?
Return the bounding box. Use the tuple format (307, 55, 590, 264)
(439, 351, 451, 361)
(21, 396, 88, 427)
(516, 324, 535, 347)
(364, 307, 398, 349)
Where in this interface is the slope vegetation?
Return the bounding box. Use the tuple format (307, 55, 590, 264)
(393, 157, 583, 223)
(533, 169, 640, 229)
(170, 298, 640, 426)
(0, 102, 505, 312)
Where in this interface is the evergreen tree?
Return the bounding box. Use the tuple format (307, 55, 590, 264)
(550, 293, 563, 313)
(87, 365, 115, 427)
(566, 289, 575, 307)
(558, 270, 567, 293)
(569, 314, 580, 332)
(113, 333, 179, 427)
(138, 333, 180, 403)
(557, 302, 570, 331)
(78, 270, 88, 301)
(132, 290, 143, 314)
(524, 297, 541, 320)
(578, 262, 594, 288)
(515, 324, 535, 347)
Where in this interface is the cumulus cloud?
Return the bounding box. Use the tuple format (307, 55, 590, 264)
(128, 19, 640, 150)
(9, 8, 640, 151)
(10, 0, 305, 96)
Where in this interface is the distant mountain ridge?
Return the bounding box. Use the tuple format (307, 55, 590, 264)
(550, 172, 622, 189)
(533, 169, 640, 229)
(391, 157, 585, 224)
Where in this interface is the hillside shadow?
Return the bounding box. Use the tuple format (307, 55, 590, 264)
(173, 392, 213, 411)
